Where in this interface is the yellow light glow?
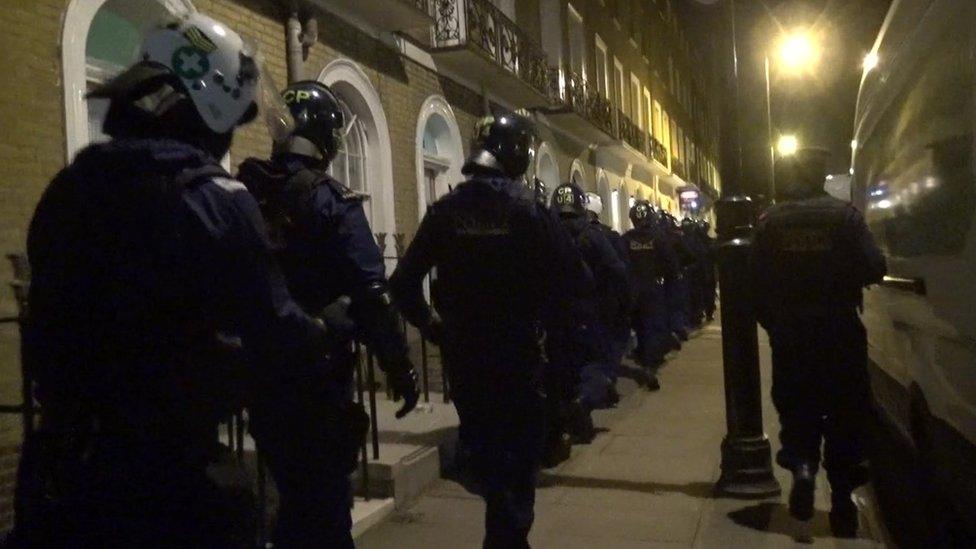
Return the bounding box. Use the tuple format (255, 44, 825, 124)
(863, 52, 879, 73)
(778, 31, 821, 74)
(777, 135, 799, 156)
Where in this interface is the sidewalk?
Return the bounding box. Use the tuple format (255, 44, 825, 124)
(358, 321, 886, 548)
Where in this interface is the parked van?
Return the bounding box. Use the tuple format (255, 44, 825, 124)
(851, 0, 976, 540)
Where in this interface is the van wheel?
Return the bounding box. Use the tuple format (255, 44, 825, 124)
(909, 392, 969, 547)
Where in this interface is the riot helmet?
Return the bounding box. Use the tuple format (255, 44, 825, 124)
(276, 80, 345, 166)
(629, 200, 656, 228)
(584, 192, 603, 221)
(776, 147, 831, 200)
(462, 110, 537, 179)
(88, 13, 291, 158)
(551, 183, 587, 218)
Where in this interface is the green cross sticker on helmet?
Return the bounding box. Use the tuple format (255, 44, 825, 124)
(172, 46, 210, 80)
(140, 13, 262, 134)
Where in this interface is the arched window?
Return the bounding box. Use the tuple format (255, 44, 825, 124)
(329, 100, 369, 200)
(63, 0, 194, 158)
(596, 171, 612, 226)
(535, 142, 559, 204)
(416, 97, 463, 219)
(610, 188, 621, 231)
(319, 59, 397, 263)
(570, 159, 585, 188)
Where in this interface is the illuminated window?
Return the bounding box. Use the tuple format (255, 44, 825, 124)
(329, 100, 368, 198)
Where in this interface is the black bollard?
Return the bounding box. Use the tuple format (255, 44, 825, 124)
(714, 195, 780, 498)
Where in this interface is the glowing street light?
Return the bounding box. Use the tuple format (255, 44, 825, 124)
(778, 30, 821, 75)
(863, 52, 880, 73)
(777, 134, 799, 157)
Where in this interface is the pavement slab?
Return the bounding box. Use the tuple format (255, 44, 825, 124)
(358, 317, 886, 548)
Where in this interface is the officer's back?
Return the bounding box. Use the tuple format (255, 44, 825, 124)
(421, 175, 556, 335)
(754, 151, 886, 322)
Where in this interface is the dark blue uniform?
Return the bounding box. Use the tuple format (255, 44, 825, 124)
(390, 175, 582, 548)
(753, 195, 886, 496)
(623, 223, 678, 369)
(237, 153, 405, 548)
(592, 220, 633, 380)
(17, 139, 329, 547)
(661, 216, 696, 338)
(558, 215, 629, 407)
(681, 221, 707, 327)
(698, 226, 717, 320)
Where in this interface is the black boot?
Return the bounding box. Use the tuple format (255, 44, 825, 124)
(644, 370, 661, 391)
(829, 491, 858, 538)
(541, 430, 573, 469)
(567, 400, 595, 444)
(789, 463, 816, 521)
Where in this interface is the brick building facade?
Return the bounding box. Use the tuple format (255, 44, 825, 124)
(0, 0, 722, 528)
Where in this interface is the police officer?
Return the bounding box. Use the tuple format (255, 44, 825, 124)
(584, 193, 633, 384)
(623, 201, 677, 390)
(660, 212, 697, 342)
(697, 220, 717, 322)
(753, 148, 886, 536)
(390, 111, 584, 548)
(551, 184, 630, 410)
(681, 217, 706, 328)
(12, 14, 348, 547)
(236, 80, 419, 547)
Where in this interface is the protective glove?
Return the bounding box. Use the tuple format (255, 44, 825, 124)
(387, 365, 420, 419)
(319, 296, 358, 347)
(421, 312, 445, 346)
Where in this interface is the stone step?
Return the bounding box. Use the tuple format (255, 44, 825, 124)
(217, 391, 459, 540)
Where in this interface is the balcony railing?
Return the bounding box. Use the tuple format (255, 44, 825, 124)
(548, 68, 615, 137)
(616, 112, 646, 154)
(672, 157, 687, 180)
(433, 0, 550, 98)
(650, 136, 669, 166)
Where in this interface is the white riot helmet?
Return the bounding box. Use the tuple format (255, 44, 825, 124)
(585, 192, 603, 216)
(90, 13, 290, 138)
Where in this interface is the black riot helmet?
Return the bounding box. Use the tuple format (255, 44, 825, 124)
(462, 110, 537, 179)
(278, 80, 345, 165)
(551, 183, 587, 218)
(776, 147, 831, 200)
(629, 200, 656, 228)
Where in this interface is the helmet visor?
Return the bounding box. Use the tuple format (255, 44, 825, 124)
(242, 37, 294, 142)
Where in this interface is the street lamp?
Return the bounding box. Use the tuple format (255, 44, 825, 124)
(777, 134, 799, 157)
(764, 31, 821, 201)
(778, 30, 822, 75)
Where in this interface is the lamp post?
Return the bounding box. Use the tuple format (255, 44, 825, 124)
(714, 196, 780, 498)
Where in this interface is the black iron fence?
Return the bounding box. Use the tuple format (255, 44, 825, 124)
(650, 136, 669, 166)
(432, 0, 550, 98)
(672, 157, 687, 180)
(549, 68, 615, 137)
(616, 111, 646, 155)
(1, 239, 446, 544)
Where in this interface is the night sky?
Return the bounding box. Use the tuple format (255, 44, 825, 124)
(677, 0, 892, 198)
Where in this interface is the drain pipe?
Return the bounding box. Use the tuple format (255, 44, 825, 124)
(286, 9, 318, 83)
